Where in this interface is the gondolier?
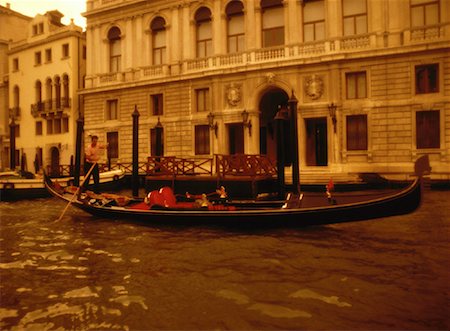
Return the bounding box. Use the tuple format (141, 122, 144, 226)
(83, 135, 108, 194)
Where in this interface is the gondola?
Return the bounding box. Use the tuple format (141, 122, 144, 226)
(44, 171, 423, 228)
(1, 169, 125, 201)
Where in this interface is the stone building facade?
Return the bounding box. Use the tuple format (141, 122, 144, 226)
(0, 4, 31, 171)
(8, 11, 86, 174)
(82, 0, 450, 181)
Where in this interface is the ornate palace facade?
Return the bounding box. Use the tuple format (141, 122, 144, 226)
(82, 0, 450, 181)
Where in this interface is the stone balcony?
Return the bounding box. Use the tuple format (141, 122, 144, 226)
(84, 24, 449, 90)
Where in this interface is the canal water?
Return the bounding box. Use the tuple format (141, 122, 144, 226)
(0, 190, 449, 330)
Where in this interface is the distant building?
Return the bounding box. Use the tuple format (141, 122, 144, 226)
(0, 3, 31, 171)
(7, 10, 86, 175)
(82, 0, 449, 181)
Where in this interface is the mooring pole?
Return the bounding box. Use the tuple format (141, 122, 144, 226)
(132, 105, 140, 197)
(275, 107, 286, 200)
(74, 116, 84, 186)
(9, 116, 16, 170)
(288, 91, 300, 194)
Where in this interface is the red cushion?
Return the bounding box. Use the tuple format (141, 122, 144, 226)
(159, 187, 177, 207)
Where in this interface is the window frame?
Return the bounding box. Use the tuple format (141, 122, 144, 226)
(345, 71, 367, 99)
(150, 94, 164, 116)
(106, 99, 119, 121)
(415, 63, 439, 94)
(195, 88, 210, 113)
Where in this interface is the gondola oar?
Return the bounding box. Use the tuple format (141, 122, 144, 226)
(57, 162, 97, 221)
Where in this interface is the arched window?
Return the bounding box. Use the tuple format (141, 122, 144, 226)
(108, 26, 121, 72)
(62, 74, 69, 107)
(151, 17, 166, 65)
(195, 7, 212, 58)
(261, 0, 284, 47)
(226, 1, 245, 53)
(46, 78, 52, 110)
(35, 80, 42, 110)
(303, 0, 325, 42)
(54, 76, 61, 109)
(13, 85, 20, 108)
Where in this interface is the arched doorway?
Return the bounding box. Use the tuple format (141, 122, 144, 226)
(50, 147, 60, 177)
(259, 88, 289, 163)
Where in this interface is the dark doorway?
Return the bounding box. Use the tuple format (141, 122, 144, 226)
(305, 118, 328, 166)
(259, 89, 289, 163)
(50, 147, 60, 176)
(228, 123, 244, 154)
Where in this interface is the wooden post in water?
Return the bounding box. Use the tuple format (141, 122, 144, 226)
(275, 107, 286, 200)
(9, 116, 16, 170)
(288, 91, 300, 194)
(132, 105, 140, 197)
(74, 116, 84, 187)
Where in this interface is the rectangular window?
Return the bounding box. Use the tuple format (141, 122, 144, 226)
(153, 30, 166, 65)
(411, 0, 439, 27)
(36, 121, 43, 135)
(107, 131, 119, 159)
(151, 94, 163, 116)
(15, 124, 20, 138)
(197, 21, 213, 57)
(346, 71, 367, 99)
(303, 0, 325, 42)
(346, 115, 368, 151)
(82, 46, 87, 60)
(195, 125, 211, 155)
(227, 14, 245, 53)
(106, 99, 118, 120)
(110, 40, 121, 72)
(62, 117, 69, 133)
(47, 119, 53, 134)
(54, 118, 62, 134)
(416, 110, 440, 149)
(35, 51, 42, 65)
(45, 48, 52, 62)
(62, 43, 69, 58)
(32, 24, 38, 36)
(262, 6, 285, 47)
(415, 63, 439, 94)
(196, 88, 210, 112)
(343, 0, 367, 36)
(12, 58, 19, 71)
(38, 23, 44, 34)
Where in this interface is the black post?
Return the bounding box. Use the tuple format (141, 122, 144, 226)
(74, 116, 84, 186)
(70, 155, 74, 176)
(275, 108, 286, 200)
(9, 116, 16, 170)
(288, 91, 300, 194)
(132, 105, 140, 197)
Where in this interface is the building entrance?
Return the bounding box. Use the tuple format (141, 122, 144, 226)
(258, 89, 289, 163)
(305, 118, 328, 166)
(228, 123, 244, 154)
(50, 147, 60, 176)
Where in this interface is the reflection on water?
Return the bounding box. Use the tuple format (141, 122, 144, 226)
(0, 191, 449, 330)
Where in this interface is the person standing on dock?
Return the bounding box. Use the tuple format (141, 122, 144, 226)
(83, 135, 107, 194)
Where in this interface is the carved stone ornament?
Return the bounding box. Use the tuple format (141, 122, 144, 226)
(226, 84, 241, 107)
(305, 74, 324, 100)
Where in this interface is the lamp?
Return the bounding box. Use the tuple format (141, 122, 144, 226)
(207, 112, 218, 138)
(241, 109, 252, 136)
(328, 102, 337, 133)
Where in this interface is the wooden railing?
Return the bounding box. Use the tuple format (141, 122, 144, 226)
(215, 154, 277, 179)
(146, 156, 213, 176)
(46, 154, 276, 179)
